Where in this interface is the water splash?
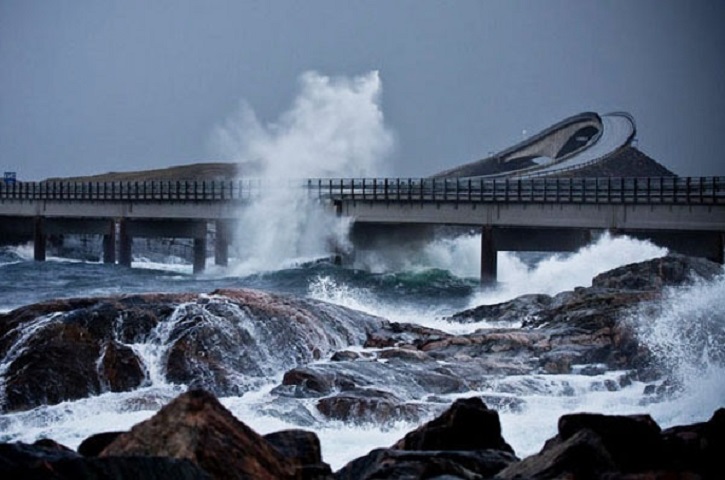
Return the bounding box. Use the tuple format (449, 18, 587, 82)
(634, 273, 725, 424)
(211, 71, 395, 275)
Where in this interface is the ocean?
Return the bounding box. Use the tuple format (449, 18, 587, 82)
(1, 233, 723, 470)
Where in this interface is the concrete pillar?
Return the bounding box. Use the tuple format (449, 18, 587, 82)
(118, 219, 133, 267)
(214, 220, 229, 267)
(33, 216, 46, 261)
(103, 220, 117, 264)
(193, 237, 207, 274)
(481, 225, 497, 285)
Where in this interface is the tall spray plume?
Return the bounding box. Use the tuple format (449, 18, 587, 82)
(211, 71, 395, 274)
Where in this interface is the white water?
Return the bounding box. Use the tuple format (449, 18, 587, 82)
(212, 71, 395, 276)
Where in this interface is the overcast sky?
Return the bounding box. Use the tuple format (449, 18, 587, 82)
(2, 0, 724, 180)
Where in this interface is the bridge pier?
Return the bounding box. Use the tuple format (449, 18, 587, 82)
(103, 220, 116, 264)
(33, 217, 46, 261)
(118, 219, 133, 267)
(194, 237, 207, 274)
(480, 226, 497, 285)
(214, 220, 230, 267)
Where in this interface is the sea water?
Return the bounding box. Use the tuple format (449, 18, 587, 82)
(1, 234, 723, 470)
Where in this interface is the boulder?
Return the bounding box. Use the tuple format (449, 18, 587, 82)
(556, 412, 663, 471)
(592, 254, 722, 291)
(264, 429, 332, 479)
(496, 428, 616, 479)
(0, 440, 209, 479)
(316, 388, 426, 425)
(99, 389, 296, 479)
(393, 397, 514, 454)
(336, 448, 517, 480)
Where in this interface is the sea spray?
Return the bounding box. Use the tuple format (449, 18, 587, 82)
(211, 71, 395, 274)
(310, 234, 669, 333)
(634, 273, 725, 425)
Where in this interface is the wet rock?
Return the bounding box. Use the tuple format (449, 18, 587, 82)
(557, 413, 663, 471)
(336, 448, 517, 480)
(496, 428, 616, 480)
(77, 432, 124, 457)
(316, 388, 427, 425)
(335, 397, 518, 479)
(0, 288, 384, 412)
(592, 253, 722, 291)
(2, 320, 108, 412)
(100, 389, 296, 479)
(660, 407, 725, 476)
(497, 409, 725, 479)
(0, 440, 210, 479)
(447, 293, 553, 324)
(264, 429, 333, 480)
(393, 397, 515, 454)
(99, 341, 147, 392)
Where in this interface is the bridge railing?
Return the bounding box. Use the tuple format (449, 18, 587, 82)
(1, 177, 723, 205)
(0, 179, 264, 201)
(311, 176, 725, 205)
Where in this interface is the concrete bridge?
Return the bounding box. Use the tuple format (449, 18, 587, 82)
(1, 177, 724, 280)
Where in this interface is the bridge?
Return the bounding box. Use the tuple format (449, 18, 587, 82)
(1, 176, 723, 281)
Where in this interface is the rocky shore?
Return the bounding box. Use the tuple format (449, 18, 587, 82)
(1, 389, 722, 479)
(0, 254, 723, 478)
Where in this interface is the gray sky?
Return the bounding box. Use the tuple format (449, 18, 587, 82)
(2, 0, 724, 180)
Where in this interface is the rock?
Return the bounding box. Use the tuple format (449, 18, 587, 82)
(336, 448, 517, 480)
(496, 428, 617, 479)
(660, 407, 725, 476)
(497, 409, 725, 479)
(447, 294, 553, 324)
(0, 288, 384, 412)
(0, 440, 210, 479)
(557, 413, 663, 471)
(316, 388, 427, 425)
(77, 432, 124, 457)
(99, 389, 296, 479)
(264, 429, 333, 479)
(393, 397, 515, 454)
(99, 341, 147, 392)
(592, 254, 722, 291)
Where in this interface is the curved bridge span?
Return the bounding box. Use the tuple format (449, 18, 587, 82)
(1, 177, 723, 281)
(433, 112, 637, 179)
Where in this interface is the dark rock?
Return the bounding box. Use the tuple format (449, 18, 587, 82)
(660, 407, 725, 476)
(317, 388, 427, 425)
(100, 389, 296, 479)
(0, 288, 384, 412)
(393, 397, 515, 454)
(0, 441, 210, 479)
(77, 431, 124, 457)
(496, 428, 617, 479)
(264, 429, 333, 479)
(336, 448, 517, 480)
(447, 294, 552, 324)
(556, 413, 663, 471)
(99, 341, 147, 392)
(592, 254, 722, 291)
(330, 350, 363, 361)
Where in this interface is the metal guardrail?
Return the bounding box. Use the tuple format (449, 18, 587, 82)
(0, 177, 723, 205)
(311, 176, 725, 205)
(0, 179, 263, 202)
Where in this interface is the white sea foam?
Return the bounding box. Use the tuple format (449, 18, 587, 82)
(211, 71, 395, 276)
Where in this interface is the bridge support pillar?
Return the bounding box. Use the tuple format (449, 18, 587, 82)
(481, 226, 497, 285)
(214, 220, 229, 267)
(33, 216, 46, 261)
(194, 237, 207, 274)
(103, 220, 117, 264)
(118, 219, 133, 267)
